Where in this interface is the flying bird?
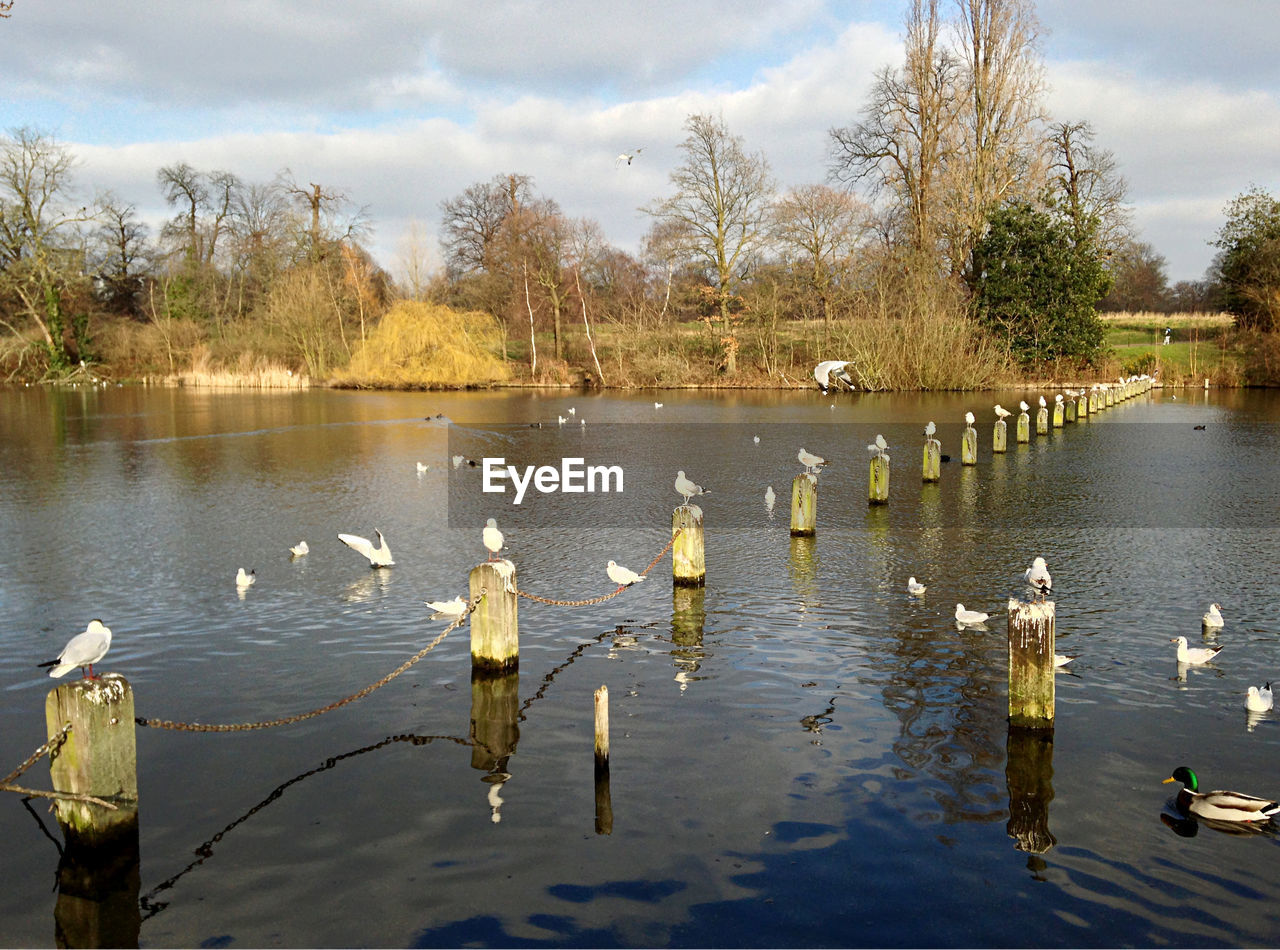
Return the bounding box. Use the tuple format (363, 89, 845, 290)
(615, 147, 644, 167)
(339, 530, 395, 567)
(39, 620, 113, 679)
(675, 470, 709, 504)
(955, 604, 989, 626)
(607, 560, 645, 587)
(1171, 636, 1222, 665)
(483, 518, 505, 561)
(813, 360, 854, 392)
(1247, 683, 1274, 713)
(1024, 556, 1052, 600)
(289, 541, 309, 557)
(798, 448, 827, 473)
(426, 596, 467, 620)
(236, 567, 256, 589)
(907, 577, 926, 596)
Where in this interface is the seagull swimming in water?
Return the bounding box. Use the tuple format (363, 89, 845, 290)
(1172, 636, 1222, 664)
(675, 470, 709, 504)
(1024, 556, 1052, 601)
(483, 518, 504, 561)
(416, 462, 430, 474)
(1247, 683, 1274, 713)
(1203, 603, 1224, 629)
(955, 604, 989, 626)
(425, 596, 467, 620)
(236, 567, 256, 589)
(339, 530, 395, 567)
(607, 560, 645, 587)
(1054, 654, 1076, 668)
(798, 448, 827, 474)
(907, 577, 926, 596)
(764, 485, 776, 512)
(39, 620, 112, 679)
(289, 541, 309, 557)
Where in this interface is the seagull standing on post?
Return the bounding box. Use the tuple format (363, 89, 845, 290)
(798, 448, 827, 474)
(483, 518, 505, 561)
(40, 620, 112, 679)
(1024, 556, 1052, 601)
(675, 471, 709, 504)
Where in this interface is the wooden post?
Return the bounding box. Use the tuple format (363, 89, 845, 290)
(1016, 412, 1030, 443)
(1008, 599, 1055, 729)
(1105, 387, 1115, 408)
(868, 454, 889, 505)
(993, 419, 1008, 453)
(469, 561, 518, 672)
(1036, 407, 1049, 435)
(45, 675, 138, 848)
(1051, 402, 1064, 428)
(593, 685, 612, 835)
(1077, 395, 1088, 418)
(922, 438, 941, 482)
(790, 473, 817, 537)
(673, 505, 706, 587)
(1005, 726, 1056, 855)
(1088, 389, 1100, 413)
(469, 669, 519, 771)
(961, 426, 978, 465)
(1064, 399, 1077, 423)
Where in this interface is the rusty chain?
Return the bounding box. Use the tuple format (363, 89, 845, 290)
(515, 531, 680, 606)
(1, 723, 72, 788)
(135, 590, 484, 733)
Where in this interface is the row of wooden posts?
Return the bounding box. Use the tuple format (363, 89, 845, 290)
(37, 378, 1151, 859)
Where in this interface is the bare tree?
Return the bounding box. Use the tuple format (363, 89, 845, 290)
(439, 173, 533, 277)
(91, 191, 153, 317)
(1046, 119, 1131, 253)
(645, 113, 774, 372)
(770, 184, 870, 322)
(156, 162, 207, 266)
(281, 173, 367, 261)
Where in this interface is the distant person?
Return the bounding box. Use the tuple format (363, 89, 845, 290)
(1163, 327, 1172, 345)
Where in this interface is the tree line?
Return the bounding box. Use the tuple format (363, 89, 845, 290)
(2, 0, 1276, 384)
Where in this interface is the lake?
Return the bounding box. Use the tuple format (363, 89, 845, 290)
(2, 383, 1279, 948)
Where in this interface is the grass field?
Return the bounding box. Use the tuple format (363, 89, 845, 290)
(1101, 311, 1241, 383)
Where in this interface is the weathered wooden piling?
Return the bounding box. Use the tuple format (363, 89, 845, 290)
(1005, 726, 1057, 855)
(868, 454, 889, 505)
(469, 561, 518, 672)
(922, 438, 941, 482)
(993, 419, 1008, 453)
(1088, 389, 1100, 413)
(1077, 394, 1088, 418)
(671, 586, 706, 647)
(593, 685, 613, 835)
(1036, 407, 1049, 435)
(962, 425, 978, 465)
(55, 827, 142, 948)
(1016, 412, 1030, 443)
(673, 505, 706, 586)
(469, 669, 520, 771)
(1105, 386, 1115, 407)
(790, 473, 817, 537)
(1051, 401, 1064, 428)
(45, 674, 138, 848)
(1064, 399, 1077, 423)
(1008, 599, 1055, 729)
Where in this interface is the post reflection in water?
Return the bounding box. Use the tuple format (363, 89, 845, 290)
(469, 670, 520, 822)
(55, 827, 142, 950)
(1005, 725, 1056, 856)
(671, 586, 706, 691)
(787, 535, 818, 605)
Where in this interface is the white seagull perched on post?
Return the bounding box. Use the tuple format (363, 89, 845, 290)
(924, 421, 936, 439)
(1055, 394, 1064, 405)
(339, 529, 395, 567)
(40, 620, 112, 679)
(1202, 603, 1224, 629)
(865, 433, 888, 459)
(1038, 395, 1046, 408)
(907, 577, 926, 596)
(1247, 683, 1274, 713)
(483, 518, 504, 561)
(813, 360, 854, 392)
(955, 604, 989, 626)
(798, 448, 827, 474)
(607, 560, 645, 588)
(1019, 400, 1030, 413)
(1024, 557, 1052, 600)
(425, 596, 467, 620)
(994, 404, 1011, 420)
(1171, 636, 1222, 664)
(236, 567, 256, 589)
(964, 411, 975, 426)
(675, 470, 709, 504)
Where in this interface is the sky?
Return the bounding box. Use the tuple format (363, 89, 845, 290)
(2, 0, 1277, 287)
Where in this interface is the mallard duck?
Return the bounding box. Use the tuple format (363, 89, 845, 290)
(1163, 766, 1280, 822)
(1172, 636, 1222, 664)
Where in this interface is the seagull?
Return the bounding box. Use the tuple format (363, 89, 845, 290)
(1172, 636, 1222, 664)
(1024, 556, 1052, 600)
(813, 360, 854, 392)
(483, 518, 504, 561)
(1203, 603, 1224, 629)
(876, 433, 888, 455)
(615, 147, 644, 166)
(955, 604, 989, 626)
(289, 541, 309, 557)
(1054, 654, 1076, 668)
(416, 462, 430, 474)
(1055, 394, 1064, 404)
(425, 596, 467, 620)
(558, 415, 566, 426)
(654, 402, 663, 409)
(1038, 395, 1046, 408)
(1247, 683, 1274, 713)
(1019, 400, 1030, 413)
(39, 620, 112, 679)
(924, 421, 936, 439)
(994, 404, 1011, 420)
(675, 470, 708, 504)
(964, 411, 975, 426)
(1065, 389, 1081, 398)
(452, 455, 465, 469)
(567, 407, 576, 416)
(236, 567, 256, 589)
(338, 530, 395, 567)
(907, 577, 926, 596)
(798, 448, 826, 473)
(764, 485, 776, 512)
(753, 435, 760, 444)
(607, 560, 644, 587)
